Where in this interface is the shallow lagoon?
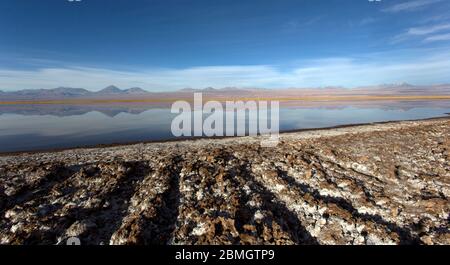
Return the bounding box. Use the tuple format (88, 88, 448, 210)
(0, 102, 449, 152)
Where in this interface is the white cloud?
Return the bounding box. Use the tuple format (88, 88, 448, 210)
(391, 23, 450, 43)
(359, 17, 377, 26)
(424, 32, 450, 42)
(282, 17, 322, 32)
(383, 0, 442, 13)
(420, 13, 450, 23)
(1, 50, 450, 91)
(407, 23, 450, 35)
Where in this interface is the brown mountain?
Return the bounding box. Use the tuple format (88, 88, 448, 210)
(0, 86, 151, 101)
(1, 84, 450, 102)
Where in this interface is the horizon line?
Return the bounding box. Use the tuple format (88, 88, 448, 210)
(2, 95, 450, 105)
(2, 82, 450, 93)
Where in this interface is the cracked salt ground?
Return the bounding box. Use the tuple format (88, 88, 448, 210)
(0, 118, 449, 245)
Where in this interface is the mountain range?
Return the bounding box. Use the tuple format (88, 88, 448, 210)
(1, 84, 450, 101)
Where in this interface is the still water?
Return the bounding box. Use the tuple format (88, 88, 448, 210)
(0, 103, 449, 152)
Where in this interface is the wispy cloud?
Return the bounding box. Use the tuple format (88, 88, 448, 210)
(282, 17, 322, 32)
(424, 32, 450, 42)
(383, 0, 442, 13)
(1, 49, 450, 91)
(420, 13, 450, 23)
(359, 17, 377, 26)
(391, 23, 450, 43)
(407, 23, 450, 35)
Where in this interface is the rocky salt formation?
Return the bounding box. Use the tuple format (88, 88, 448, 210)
(0, 118, 449, 245)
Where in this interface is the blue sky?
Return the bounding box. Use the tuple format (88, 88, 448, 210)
(1, 0, 450, 91)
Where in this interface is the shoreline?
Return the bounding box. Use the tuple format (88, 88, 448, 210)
(1, 115, 449, 156)
(1, 95, 450, 105)
(0, 116, 448, 244)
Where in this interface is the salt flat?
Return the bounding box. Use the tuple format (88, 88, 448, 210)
(0, 118, 449, 245)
